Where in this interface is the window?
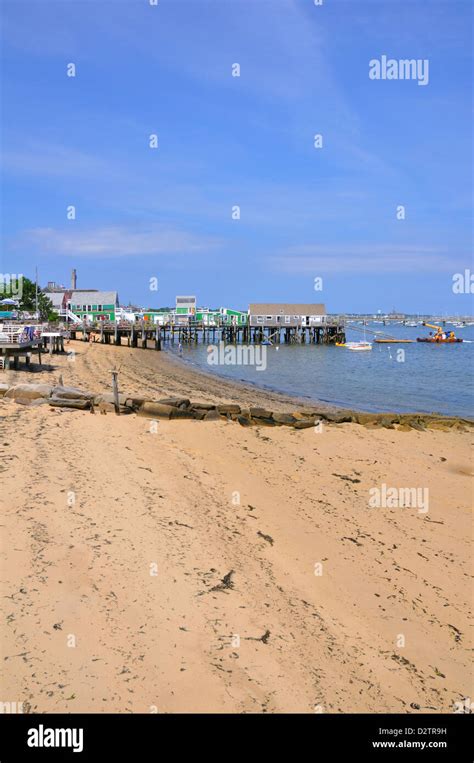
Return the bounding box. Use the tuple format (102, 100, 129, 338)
(285, 316, 291, 323)
(87, 305, 92, 311)
(98, 305, 102, 311)
(266, 315, 272, 320)
(82, 305, 87, 311)
(257, 316, 264, 324)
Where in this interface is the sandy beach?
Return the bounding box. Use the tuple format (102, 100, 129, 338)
(1, 341, 472, 714)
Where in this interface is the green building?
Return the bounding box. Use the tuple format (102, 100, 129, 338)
(70, 291, 119, 321)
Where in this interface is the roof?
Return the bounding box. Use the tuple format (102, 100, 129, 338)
(71, 290, 119, 305)
(249, 303, 326, 315)
(46, 292, 68, 309)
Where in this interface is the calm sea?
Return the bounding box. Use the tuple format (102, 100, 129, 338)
(167, 323, 474, 418)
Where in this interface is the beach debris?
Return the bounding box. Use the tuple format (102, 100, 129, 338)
(210, 570, 235, 593)
(245, 630, 271, 644)
(341, 536, 363, 546)
(257, 530, 274, 546)
(110, 368, 121, 415)
(332, 473, 361, 484)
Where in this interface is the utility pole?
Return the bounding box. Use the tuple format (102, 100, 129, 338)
(35, 266, 39, 317)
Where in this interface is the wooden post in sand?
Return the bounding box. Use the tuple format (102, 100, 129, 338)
(155, 325, 161, 351)
(110, 369, 120, 415)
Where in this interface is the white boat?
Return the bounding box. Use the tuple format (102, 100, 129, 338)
(347, 341, 372, 351)
(405, 321, 417, 327)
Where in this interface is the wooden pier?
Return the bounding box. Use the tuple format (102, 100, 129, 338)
(68, 319, 346, 350)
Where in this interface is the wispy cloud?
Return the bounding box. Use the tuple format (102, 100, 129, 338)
(272, 244, 462, 273)
(11, 225, 221, 258)
(1, 141, 116, 180)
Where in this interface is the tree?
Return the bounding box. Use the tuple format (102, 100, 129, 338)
(17, 277, 58, 321)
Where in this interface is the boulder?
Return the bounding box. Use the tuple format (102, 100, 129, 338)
(292, 419, 315, 429)
(322, 412, 354, 424)
(353, 412, 379, 425)
(5, 384, 53, 400)
(124, 396, 149, 410)
(293, 410, 318, 420)
(51, 386, 94, 400)
(190, 402, 217, 410)
(253, 417, 277, 427)
(203, 409, 221, 421)
(138, 402, 175, 419)
(272, 413, 297, 425)
(217, 404, 241, 414)
(0, 383, 10, 397)
(250, 407, 273, 419)
(192, 410, 207, 420)
(237, 415, 252, 427)
(94, 392, 129, 406)
(170, 408, 196, 419)
(49, 398, 90, 410)
(380, 415, 398, 428)
(158, 397, 191, 409)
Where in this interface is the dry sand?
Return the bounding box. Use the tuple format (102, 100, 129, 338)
(1, 341, 472, 713)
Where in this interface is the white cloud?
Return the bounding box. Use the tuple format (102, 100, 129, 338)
(13, 225, 221, 258)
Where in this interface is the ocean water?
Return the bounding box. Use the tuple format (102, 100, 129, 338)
(167, 323, 474, 418)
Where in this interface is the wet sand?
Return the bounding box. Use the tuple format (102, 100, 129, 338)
(1, 341, 472, 713)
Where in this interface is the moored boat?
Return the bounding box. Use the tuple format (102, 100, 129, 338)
(417, 337, 463, 343)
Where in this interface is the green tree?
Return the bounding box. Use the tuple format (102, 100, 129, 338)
(18, 277, 58, 321)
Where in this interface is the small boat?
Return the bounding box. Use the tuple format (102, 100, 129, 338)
(347, 341, 372, 351)
(417, 337, 463, 343)
(405, 321, 418, 327)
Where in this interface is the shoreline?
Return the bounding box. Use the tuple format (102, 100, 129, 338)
(4, 339, 472, 422)
(138, 344, 474, 421)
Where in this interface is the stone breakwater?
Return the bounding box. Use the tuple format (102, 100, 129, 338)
(1, 383, 472, 432)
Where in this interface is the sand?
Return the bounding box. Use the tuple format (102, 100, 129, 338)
(1, 341, 472, 713)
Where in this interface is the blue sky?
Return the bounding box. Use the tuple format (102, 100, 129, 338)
(1, 0, 472, 313)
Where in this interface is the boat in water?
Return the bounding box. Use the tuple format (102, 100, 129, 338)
(347, 341, 372, 351)
(417, 322, 463, 343)
(417, 337, 463, 343)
